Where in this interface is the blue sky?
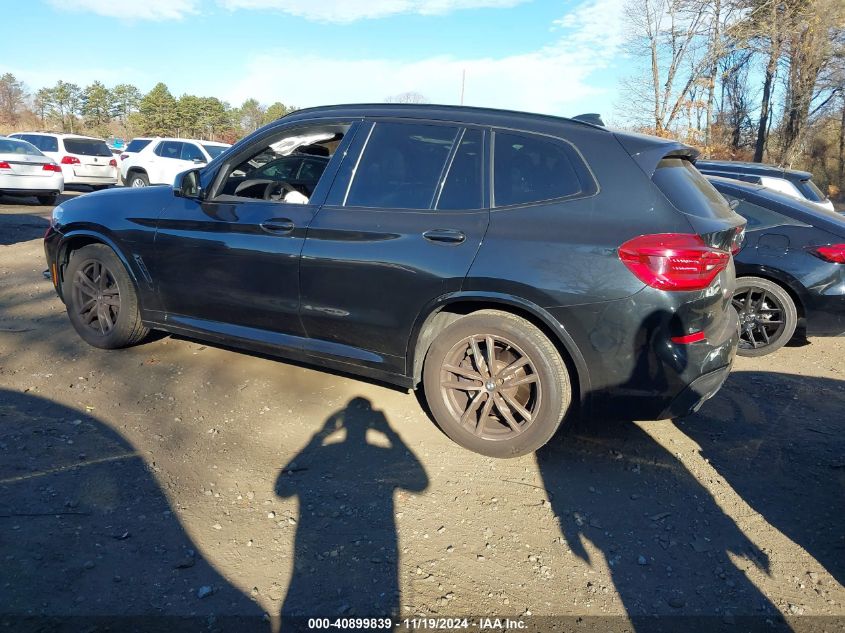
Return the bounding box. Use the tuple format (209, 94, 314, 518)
(5, 0, 630, 117)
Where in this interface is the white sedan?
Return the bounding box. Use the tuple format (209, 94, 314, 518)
(0, 137, 64, 205)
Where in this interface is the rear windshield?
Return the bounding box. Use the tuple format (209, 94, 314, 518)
(0, 139, 44, 156)
(125, 139, 151, 153)
(797, 178, 827, 203)
(203, 144, 228, 159)
(653, 158, 735, 219)
(64, 138, 112, 157)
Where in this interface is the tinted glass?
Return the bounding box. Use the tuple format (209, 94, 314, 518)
(494, 131, 582, 207)
(346, 122, 459, 209)
(653, 158, 734, 219)
(203, 144, 228, 159)
(721, 194, 791, 231)
(159, 141, 183, 160)
(797, 179, 826, 203)
(299, 158, 328, 182)
(125, 139, 151, 153)
(20, 135, 59, 152)
(437, 128, 483, 210)
(258, 157, 301, 180)
(63, 138, 112, 157)
(181, 143, 205, 161)
(0, 139, 44, 156)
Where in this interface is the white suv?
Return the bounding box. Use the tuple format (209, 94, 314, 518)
(9, 132, 118, 189)
(121, 138, 231, 187)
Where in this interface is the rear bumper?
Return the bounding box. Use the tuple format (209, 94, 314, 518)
(805, 293, 845, 337)
(657, 363, 732, 419)
(0, 187, 62, 196)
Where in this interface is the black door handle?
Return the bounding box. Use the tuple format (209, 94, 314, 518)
(423, 229, 466, 244)
(260, 218, 295, 235)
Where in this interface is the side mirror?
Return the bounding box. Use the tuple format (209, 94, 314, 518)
(174, 169, 202, 199)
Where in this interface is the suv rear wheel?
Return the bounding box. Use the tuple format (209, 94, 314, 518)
(127, 172, 149, 188)
(732, 276, 797, 356)
(63, 244, 149, 349)
(422, 310, 571, 458)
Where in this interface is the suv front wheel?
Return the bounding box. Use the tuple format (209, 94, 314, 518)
(423, 310, 572, 458)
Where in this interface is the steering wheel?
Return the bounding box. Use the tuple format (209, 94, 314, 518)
(262, 181, 298, 201)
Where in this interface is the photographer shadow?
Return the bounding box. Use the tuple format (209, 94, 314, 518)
(276, 397, 428, 625)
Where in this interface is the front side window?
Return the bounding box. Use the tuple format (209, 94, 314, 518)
(493, 131, 584, 207)
(181, 143, 205, 162)
(215, 123, 349, 204)
(345, 122, 459, 209)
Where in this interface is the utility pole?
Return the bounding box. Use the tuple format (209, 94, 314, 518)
(460, 69, 466, 106)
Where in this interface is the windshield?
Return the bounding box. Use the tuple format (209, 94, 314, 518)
(0, 139, 44, 156)
(203, 144, 229, 159)
(64, 138, 113, 157)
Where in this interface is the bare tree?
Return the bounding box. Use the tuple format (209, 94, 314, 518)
(0, 73, 27, 127)
(384, 92, 429, 104)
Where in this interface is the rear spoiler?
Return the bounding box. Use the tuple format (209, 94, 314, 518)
(614, 132, 699, 178)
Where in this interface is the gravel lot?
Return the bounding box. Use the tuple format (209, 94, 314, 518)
(1, 192, 843, 631)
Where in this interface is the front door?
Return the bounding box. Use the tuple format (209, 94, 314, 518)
(152, 121, 359, 338)
(299, 120, 489, 370)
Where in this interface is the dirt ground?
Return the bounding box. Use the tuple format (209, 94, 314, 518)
(1, 192, 843, 632)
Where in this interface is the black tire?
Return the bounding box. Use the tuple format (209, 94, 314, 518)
(733, 276, 798, 357)
(422, 310, 571, 458)
(62, 244, 149, 349)
(91, 185, 111, 191)
(127, 172, 149, 188)
(37, 194, 57, 206)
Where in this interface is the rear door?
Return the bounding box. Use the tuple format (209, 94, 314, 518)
(298, 119, 489, 371)
(151, 141, 189, 185)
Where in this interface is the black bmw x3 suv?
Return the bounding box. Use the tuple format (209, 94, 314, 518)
(44, 104, 744, 457)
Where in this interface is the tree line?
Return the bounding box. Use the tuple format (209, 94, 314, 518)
(620, 0, 845, 197)
(0, 75, 294, 144)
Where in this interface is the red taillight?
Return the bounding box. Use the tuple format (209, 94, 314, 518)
(0, 161, 10, 169)
(618, 233, 730, 291)
(42, 163, 62, 172)
(109, 158, 117, 167)
(809, 244, 845, 264)
(61, 156, 80, 165)
(671, 331, 706, 344)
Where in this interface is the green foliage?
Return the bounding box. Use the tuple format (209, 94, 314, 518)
(82, 81, 112, 131)
(263, 101, 292, 124)
(138, 82, 177, 136)
(0, 72, 27, 126)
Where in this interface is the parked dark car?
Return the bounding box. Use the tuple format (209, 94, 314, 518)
(44, 104, 744, 457)
(697, 159, 835, 212)
(709, 176, 845, 356)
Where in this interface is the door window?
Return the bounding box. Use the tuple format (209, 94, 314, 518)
(436, 128, 484, 210)
(181, 143, 205, 162)
(158, 141, 183, 160)
(214, 123, 350, 203)
(345, 122, 459, 210)
(493, 131, 588, 207)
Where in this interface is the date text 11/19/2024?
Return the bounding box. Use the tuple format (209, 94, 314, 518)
(306, 617, 527, 630)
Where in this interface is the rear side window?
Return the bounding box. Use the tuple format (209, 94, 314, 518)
(437, 128, 484, 210)
(19, 134, 59, 152)
(493, 131, 587, 207)
(157, 141, 183, 160)
(346, 122, 459, 209)
(720, 194, 791, 231)
(63, 138, 112, 157)
(202, 144, 228, 160)
(797, 179, 826, 203)
(125, 139, 151, 153)
(653, 158, 734, 218)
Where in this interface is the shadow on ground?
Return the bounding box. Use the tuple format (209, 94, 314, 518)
(680, 370, 845, 586)
(0, 388, 267, 632)
(276, 397, 428, 624)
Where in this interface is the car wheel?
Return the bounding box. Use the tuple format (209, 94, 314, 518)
(62, 244, 149, 349)
(128, 172, 149, 188)
(37, 194, 57, 206)
(732, 276, 798, 357)
(422, 310, 572, 458)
